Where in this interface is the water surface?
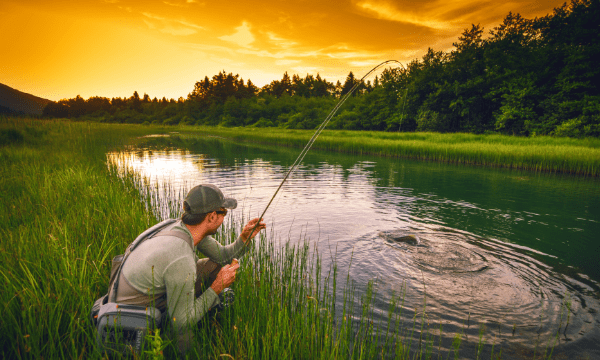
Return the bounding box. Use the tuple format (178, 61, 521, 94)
(108, 135, 600, 358)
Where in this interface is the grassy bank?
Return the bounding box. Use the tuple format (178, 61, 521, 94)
(1, 117, 568, 359)
(0, 117, 164, 358)
(180, 127, 600, 177)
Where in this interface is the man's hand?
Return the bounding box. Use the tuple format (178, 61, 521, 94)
(210, 261, 240, 295)
(241, 218, 266, 243)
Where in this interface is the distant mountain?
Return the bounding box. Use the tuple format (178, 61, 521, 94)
(0, 83, 52, 116)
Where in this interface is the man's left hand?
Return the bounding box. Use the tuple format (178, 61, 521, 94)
(241, 218, 266, 243)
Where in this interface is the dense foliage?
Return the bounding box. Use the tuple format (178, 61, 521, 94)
(43, 0, 599, 137)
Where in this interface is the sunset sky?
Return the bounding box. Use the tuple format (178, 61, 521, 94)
(1, 0, 565, 101)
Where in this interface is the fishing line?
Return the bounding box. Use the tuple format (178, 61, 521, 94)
(246, 60, 404, 241)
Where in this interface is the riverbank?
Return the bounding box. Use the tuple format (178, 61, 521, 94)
(1, 117, 569, 359)
(180, 127, 600, 177)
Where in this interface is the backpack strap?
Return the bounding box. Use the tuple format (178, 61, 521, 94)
(156, 230, 195, 251)
(130, 219, 178, 252)
(108, 219, 179, 302)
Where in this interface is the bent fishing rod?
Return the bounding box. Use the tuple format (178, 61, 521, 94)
(244, 60, 404, 243)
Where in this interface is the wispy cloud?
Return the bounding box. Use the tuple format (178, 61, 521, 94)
(275, 59, 301, 66)
(266, 32, 298, 49)
(163, 1, 186, 7)
(322, 44, 381, 60)
(142, 12, 204, 36)
(291, 66, 319, 74)
(348, 60, 383, 67)
(162, 0, 202, 5)
(355, 1, 455, 30)
(219, 22, 255, 48)
(231, 42, 382, 64)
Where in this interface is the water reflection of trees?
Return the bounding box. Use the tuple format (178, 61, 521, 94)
(133, 135, 600, 283)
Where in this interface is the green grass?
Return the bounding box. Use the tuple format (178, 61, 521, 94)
(0, 117, 164, 358)
(178, 127, 600, 177)
(0, 117, 570, 359)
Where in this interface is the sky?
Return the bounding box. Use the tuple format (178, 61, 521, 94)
(1, 0, 565, 101)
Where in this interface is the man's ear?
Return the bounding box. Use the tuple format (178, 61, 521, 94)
(206, 211, 218, 224)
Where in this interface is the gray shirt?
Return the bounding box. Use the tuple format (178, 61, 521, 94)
(119, 220, 248, 331)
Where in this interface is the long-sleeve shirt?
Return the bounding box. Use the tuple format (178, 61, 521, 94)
(119, 220, 248, 332)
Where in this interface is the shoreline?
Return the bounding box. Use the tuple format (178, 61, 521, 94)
(177, 126, 600, 177)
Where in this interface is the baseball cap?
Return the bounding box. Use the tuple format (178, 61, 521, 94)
(184, 184, 237, 214)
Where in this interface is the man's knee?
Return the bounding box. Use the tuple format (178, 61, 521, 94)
(195, 259, 222, 295)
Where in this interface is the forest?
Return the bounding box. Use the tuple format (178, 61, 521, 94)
(42, 0, 599, 137)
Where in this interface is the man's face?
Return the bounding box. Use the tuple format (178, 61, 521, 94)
(207, 208, 227, 235)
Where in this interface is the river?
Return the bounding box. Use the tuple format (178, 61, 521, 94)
(108, 134, 600, 359)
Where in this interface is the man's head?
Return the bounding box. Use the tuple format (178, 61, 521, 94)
(182, 184, 237, 226)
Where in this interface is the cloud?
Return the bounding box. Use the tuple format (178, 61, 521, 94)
(276, 59, 301, 66)
(266, 32, 298, 49)
(143, 19, 156, 30)
(236, 48, 318, 59)
(348, 60, 383, 67)
(355, 1, 454, 30)
(163, 0, 204, 7)
(321, 44, 381, 60)
(291, 66, 319, 74)
(163, 1, 186, 7)
(142, 12, 204, 36)
(218, 22, 255, 48)
(160, 25, 197, 36)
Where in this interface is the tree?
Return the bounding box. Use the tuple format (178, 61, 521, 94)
(340, 72, 358, 97)
(131, 91, 141, 111)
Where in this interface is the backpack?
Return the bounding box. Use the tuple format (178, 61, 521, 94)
(89, 219, 190, 356)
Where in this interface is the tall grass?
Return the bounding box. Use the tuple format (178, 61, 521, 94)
(182, 127, 600, 177)
(0, 117, 568, 359)
(0, 117, 161, 358)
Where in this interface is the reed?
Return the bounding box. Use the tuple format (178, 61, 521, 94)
(0, 117, 565, 359)
(181, 127, 600, 177)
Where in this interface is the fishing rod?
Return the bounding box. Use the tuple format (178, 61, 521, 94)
(244, 60, 404, 243)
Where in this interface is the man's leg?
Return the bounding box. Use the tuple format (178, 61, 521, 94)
(195, 258, 222, 297)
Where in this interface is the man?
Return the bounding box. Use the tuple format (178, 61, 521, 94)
(110, 184, 266, 353)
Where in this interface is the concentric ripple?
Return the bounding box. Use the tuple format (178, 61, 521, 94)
(412, 239, 489, 274)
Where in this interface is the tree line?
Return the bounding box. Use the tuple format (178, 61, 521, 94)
(43, 0, 599, 137)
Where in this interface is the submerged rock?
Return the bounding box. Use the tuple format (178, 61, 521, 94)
(379, 231, 421, 246)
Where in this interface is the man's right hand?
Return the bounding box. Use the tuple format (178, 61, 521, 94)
(210, 261, 240, 294)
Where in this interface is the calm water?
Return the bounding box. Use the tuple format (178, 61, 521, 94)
(109, 135, 600, 358)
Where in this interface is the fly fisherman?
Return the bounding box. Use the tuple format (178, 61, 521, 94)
(109, 184, 266, 354)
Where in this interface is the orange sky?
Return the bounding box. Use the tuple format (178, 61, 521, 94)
(1, 0, 565, 101)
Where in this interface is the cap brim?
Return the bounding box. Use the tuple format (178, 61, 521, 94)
(222, 198, 237, 209)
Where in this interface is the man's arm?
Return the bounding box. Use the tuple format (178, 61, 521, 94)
(163, 256, 219, 329)
(197, 218, 266, 265)
(196, 235, 247, 265)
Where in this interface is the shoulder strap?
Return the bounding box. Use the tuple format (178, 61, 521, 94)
(130, 219, 178, 252)
(108, 219, 178, 302)
(156, 230, 195, 251)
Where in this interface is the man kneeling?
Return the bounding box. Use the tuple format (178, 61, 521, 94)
(109, 184, 265, 354)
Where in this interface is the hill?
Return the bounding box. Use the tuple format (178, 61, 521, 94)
(0, 83, 51, 115)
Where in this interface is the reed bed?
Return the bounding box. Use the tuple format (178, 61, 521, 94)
(184, 127, 600, 177)
(0, 117, 567, 359)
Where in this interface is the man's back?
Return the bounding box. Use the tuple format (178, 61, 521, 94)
(116, 221, 220, 331)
